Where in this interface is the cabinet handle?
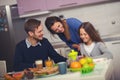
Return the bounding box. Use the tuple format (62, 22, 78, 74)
(60, 3, 77, 7)
(112, 42, 120, 44)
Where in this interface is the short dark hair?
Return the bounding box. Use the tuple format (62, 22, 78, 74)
(24, 19, 41, 33)
(45, 16, 63, 34)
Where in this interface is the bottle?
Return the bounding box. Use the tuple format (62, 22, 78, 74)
(68, 50, 78, 61)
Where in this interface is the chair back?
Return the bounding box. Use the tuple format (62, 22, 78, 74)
(0, 60, 7, 79)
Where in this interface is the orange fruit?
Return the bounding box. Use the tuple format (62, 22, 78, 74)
(89, 63, 95, 69)
(70, 61, 81, 68)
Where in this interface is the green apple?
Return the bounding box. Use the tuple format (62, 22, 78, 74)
(86, 57, 93, 63)
(81, 64, 92, 73)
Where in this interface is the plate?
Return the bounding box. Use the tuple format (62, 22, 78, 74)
(35, 71, 59, 78)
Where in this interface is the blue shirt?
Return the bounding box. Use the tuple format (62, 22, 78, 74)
(58, 18, 82, 51)
(13, 38, 67, 71)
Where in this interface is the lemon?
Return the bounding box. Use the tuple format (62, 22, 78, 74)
(79, 58, 87, 65)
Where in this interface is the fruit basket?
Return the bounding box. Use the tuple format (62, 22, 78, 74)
(79, 57, 95, 74)
(68, 56, 95, 74)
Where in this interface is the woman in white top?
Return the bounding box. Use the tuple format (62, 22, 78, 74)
(78, 22, 113, 59)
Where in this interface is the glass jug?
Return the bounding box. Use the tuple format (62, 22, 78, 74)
(68, 50, 78, 61)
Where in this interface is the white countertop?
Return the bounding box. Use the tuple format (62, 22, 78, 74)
(33, 59, 113, 80)
(101, 33, 120, 39)
(51, 41, 68, 48)
(101, 34, 120, 42)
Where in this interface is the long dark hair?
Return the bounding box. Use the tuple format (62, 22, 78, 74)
(45, 16, 63, 34)
(78, 22, 103, 43)
(45, 16, 71, 40)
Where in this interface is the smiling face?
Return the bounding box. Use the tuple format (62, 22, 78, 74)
(29, 24, 44, 41)
(79, 28, 92, 45)
(51, 22, 64, 33)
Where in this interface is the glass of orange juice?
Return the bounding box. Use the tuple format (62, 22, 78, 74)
(45, 59, 53, 68)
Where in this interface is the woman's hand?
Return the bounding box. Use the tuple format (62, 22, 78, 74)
(72, 44, 80, 51)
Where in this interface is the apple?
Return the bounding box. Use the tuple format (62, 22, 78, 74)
(81, 64, 91, 73)
(86, 57, 93, 63)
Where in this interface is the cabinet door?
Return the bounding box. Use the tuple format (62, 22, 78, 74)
(46, 0, 80, 10)
(17, 0, 47, 15)
(17, 0, 25, 15)
(105, 40, 120, 80)
(46, 0, 108, 10)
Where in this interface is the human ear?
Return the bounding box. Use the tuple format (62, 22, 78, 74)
(28, 31, 34, 36)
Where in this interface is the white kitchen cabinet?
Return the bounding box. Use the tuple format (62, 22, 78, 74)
(105, 40, 120, 80)
(17, 0, 47, 15)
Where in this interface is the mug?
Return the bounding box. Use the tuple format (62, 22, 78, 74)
(58, 62, 67, 74)
(35, 60, 43, 69)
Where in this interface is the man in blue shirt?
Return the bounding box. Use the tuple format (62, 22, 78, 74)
(13, 19, 67, 71)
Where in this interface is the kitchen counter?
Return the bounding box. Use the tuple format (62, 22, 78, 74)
(102, 34, 120, 42)
(102, 36, 120, 42)
(51, 41, 68, 48)
(50, 34, 120, 48)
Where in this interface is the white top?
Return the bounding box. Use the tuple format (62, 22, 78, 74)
(83, 42, 95, 56)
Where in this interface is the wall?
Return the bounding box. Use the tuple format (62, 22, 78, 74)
(1, 0, 120, 72)
(0, 0, 17, 6)
(27, 1, 120, 43)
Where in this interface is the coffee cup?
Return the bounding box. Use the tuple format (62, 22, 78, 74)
(58, 62, 67, 74)
(35, 60, 43, 69)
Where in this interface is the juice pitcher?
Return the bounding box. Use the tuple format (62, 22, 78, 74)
(68, 50, 78, 61)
